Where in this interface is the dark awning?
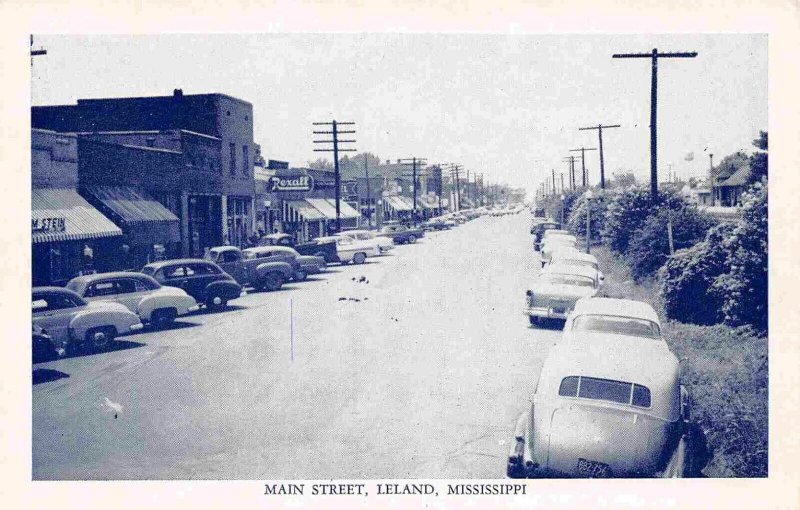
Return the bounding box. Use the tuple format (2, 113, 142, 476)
(81, 186, 180, 245)
(32, 188, 123, 244)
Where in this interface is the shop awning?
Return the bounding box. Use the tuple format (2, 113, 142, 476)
(418, 196, 439, 209)
(81, 186, 180, 245)
(286, 200, 326, 221)
(305, 198, 361, 219)
(32, 188, 123, 244)
(385, 195, 414, 212)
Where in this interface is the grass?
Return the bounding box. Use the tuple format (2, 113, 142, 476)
(593, 245, 768, 477)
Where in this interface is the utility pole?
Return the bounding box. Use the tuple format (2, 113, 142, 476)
(399, 157, 428, 226)
(30, 35, 47, 67)
(363, 156, 372, 227)
(551, 169, 556, 197)
(313, 120, 356, 232)
(560, 173, 565, 194)
(613, 48, 698, 201)
(579, 124, 620, 189)
(570, 147, 597, 187)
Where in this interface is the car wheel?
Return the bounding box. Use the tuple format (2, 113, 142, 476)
(206, 293, 228, 311)
(294, 270, 308, 281)
(408, 234, 417, 244)
(529, 316, 539, 327)
(507, 461, 526, 479)
(353, 252, 367, 264)
(263, 272, 285, 291)
(85, 326, 116, 351)
(151, 308, 177, 329)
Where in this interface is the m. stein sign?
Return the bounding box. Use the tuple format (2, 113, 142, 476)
(32, 217, 67, 234)
(268, 175, 314, 192)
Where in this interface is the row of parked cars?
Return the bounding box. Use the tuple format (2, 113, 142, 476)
(31, 212, 503, 362)
(508, 215, 705, 478)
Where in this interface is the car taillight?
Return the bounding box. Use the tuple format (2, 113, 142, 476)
(526, 290, 534, 306)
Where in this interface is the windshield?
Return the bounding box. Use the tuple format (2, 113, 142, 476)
(541, 275, 595, 288)
(572, 314, 661, 339)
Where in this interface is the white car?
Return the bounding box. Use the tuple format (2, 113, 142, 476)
(315, 235, 377, 264)
(541, 236, 578, 266)
(334, 230, 394, 254)
(550, 249, 604, 283)
(563, 297, 665, 346)
(67, 272, 199, 329)
(524, 264, 600, 326)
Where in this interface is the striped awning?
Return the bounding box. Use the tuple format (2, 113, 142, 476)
(82, 186, 179, 224)
(305, 198, 361, 219)
(385, 195, 414, 212)
(32, 188, 123, 244)
(286, 200, 326, 221)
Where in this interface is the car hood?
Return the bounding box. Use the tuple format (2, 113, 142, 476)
(527, 283, 596, 300)
(545, 404, 672, 477)
(297, 255, 325, 266)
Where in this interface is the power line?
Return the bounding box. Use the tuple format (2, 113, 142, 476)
(612, 48, 698, 200)
(578, 124, 620, 189)
(313, 120, 356, 232)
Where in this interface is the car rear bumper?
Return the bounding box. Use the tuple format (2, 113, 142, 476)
(129, 322, 145, 332)
(524, 307, 569, 320)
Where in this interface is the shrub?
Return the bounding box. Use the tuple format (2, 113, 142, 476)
(600, 186, 685, 254)
(626, 206, 716, 281)
(567, 188, 610, 241)
(712, 183, 768, 332)
(659, 222, 736, 324)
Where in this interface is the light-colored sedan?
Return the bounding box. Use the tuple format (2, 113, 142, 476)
(32, 287, 144, 352)
(315, 235, 376, 264)
(67, 272, 199, 329)
(540, 235, 578, 266)
(507, 331, 699, 478)
(524, 265, 599, 326)
(562, 297, 664, 345)
(334, 230, 394, 254)
(549, 249, 603, 283)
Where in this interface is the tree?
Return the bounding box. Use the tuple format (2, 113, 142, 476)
(567, 189, 610, 241)
(600, 186, 685, 254)
(611, 171, 637, 188)
(747, 130, 768, 185)
(307, 158, 333, 171)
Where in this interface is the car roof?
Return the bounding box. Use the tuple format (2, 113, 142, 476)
(263, 233, 290, 239)
(543, 264, 598, 280)
(551, 250, 598, 264)
(538, 335, 680, 420)
(209, 245, 240, 252)
(314, 236, 339, 242)
(67, 271, 152, 284)
(33, 286, 79, 296)
(244, 245, 294, 252)
(572, 297, 661, 325)
(143, 258, 217, 269)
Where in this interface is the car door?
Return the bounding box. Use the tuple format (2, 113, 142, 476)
(219, 250, 245, 283)
(161, 265, 192, 294)
(82, 279, 118, 305)
(32, 292, 81, 346)
(113, 277, 151, 313)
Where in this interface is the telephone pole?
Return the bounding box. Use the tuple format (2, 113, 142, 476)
(399, 157, 428, 226)
(563, 156, 579, 189)
(613, 48, 698, 200)
(570, 147, 597, 187)
(579, 124, 620, 189)
(313, 120, 356, 232)
(363, 156, 372, 227)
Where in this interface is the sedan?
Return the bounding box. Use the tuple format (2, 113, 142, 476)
(523, 265, 599, 326)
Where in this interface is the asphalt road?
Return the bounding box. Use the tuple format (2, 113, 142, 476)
(32, 213, 560, 480)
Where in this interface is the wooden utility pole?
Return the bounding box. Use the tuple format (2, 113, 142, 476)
(313, 120, 356, 232)
(399, 157, 428, 226)
(613, 48, 698, 201)
(363, 156, 372, 227)
(570, 147, 597, 187)
(579, 124, 620, 189)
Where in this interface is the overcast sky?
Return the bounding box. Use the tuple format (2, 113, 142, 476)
(31, 33, 766, 195)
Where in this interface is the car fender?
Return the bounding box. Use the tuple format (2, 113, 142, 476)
(69, 306, 139, 339)
(137, 292, 197, 321)
(206, 280, 243, 300)
(255, 261, 293, 280)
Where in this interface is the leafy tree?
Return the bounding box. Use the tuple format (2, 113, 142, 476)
(659, 223, 736, 324)
(600, 185, 684, 254)
(307, 158, 333, 171)
(567, 189, 610, 241)
(747, 131, 768, 185)
(712, 182, 768, 332)
(626, 205, 716, 280)
(611, 171, 637, 188)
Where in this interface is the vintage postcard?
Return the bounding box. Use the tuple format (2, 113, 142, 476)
(3, 1, 799, 509)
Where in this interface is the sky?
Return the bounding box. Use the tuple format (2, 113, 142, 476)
(31, 33, 767, 196)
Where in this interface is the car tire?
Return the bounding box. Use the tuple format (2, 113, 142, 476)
(294, 270, 308, 281)
(262, 272, 285, 291)
(408, 234, 417, 244)
(151, 308, 177, 329)
(85, 326, 116, 351)
(507, 461, 526, 479)
(529, 316, 539, 327)
(206, 293, 228, 311)
(353, 252, 367, 264)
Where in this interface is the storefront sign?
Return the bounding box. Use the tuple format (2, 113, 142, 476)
(268, 175, 314, 192)
(32, 217, 66, 234)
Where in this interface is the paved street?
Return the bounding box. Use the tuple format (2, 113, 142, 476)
(32, 213, 558, 480)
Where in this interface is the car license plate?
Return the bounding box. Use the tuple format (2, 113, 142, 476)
(576, 458, 611, 478)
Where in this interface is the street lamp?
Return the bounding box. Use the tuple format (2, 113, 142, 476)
(559, 193, 566, 228)
(584, 190, 594, 254)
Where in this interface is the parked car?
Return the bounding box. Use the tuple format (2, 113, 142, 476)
(205, 246, 295, 289)
(507, 334, 698, 478)
(532, 221, 561, 248)
(257, 233, 339, 264)
(315, 235, 374, 264)
(524, 265, 600, 326)
(66, 272, 199, 329)
(549, 250, 604, 283)
(334, 229, 394, 253)
(242, 246, 326, 280)
(377, 224, 425, 244)
(540, 236, 578, 266)
(32, 287, 143, 353)
(142, 259, 244, 310)
(563, 297, 664, 344)
(32, 323, 61, 363)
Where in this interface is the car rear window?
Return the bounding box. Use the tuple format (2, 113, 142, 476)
(558, 376, 651, 408)
(572, 314, 661, 339)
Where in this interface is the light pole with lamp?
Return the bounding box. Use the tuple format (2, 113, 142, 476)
(560, 193, 565, 228)
(584, 190, 594, 254)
